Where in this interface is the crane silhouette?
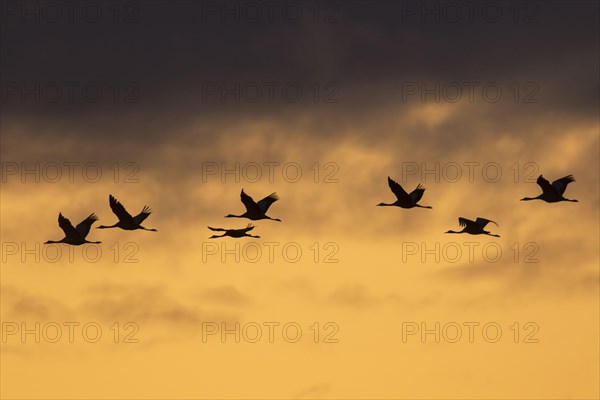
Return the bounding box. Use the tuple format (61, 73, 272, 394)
(377, 176, 432, 209)
(97, 194, 157, 231)
(208, 223, 260, 239)
(226, 189, 281, 221)
(521, 175, 578, 203)
(45, 213, 101, 245)
(445, 217, 500, 237)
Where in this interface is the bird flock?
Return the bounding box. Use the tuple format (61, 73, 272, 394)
(377, 173, 577, 238)
(45, 194, 156, 245)
(45, 173, 578, 245)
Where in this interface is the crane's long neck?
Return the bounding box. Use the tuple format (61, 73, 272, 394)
(520, 196, 540, 201)
(415, 204, 432, 209)
(445, 230, 461, 234)
(225, 214, 244, 218)
(44, 239, 62, 244)
(97, 223, 119, 229)
(377, 203, 394, 206)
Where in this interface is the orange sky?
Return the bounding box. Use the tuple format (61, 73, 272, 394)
(1, 1, 599, 399)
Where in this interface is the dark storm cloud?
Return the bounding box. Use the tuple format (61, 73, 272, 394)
(1, 2, 598, 280)
(1, 0, 597, 134)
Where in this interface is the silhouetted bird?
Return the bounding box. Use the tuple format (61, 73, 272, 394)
(45, 213, 101, 245)
(521, 175, 578, 203)
(208, 223, 260, 239)
(226, 189, 281, 221)
(97, 194, 157, 231)
(377, 176, 432, 209)
(445, 217, 500, 237)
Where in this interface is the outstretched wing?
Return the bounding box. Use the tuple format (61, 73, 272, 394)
(242, 223, 255, 232)
(475, 217, 498, 228)
(387, 177, 411, 202)
(240, 189, 261, 214)
(257, 193, 279, 213)
(58, 213, 80, 241)
(536, 175, 557, 196)
(76, 213, 99, 238)
(409, 184, 426, 204)
(458, 217, 478, 230)
(109, 195, 135, 224)
(552, 175, 575, 195)
(133, 206, 152, 225)
(208, 226, 226, 232)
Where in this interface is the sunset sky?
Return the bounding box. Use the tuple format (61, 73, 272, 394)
(1, 1, 599, 399)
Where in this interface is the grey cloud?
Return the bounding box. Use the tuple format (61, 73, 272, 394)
(81, 283, 239, 332)
(1, 285, 73, 320)
(1, 1, 597, 132)
(197, 285, 251, 305)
